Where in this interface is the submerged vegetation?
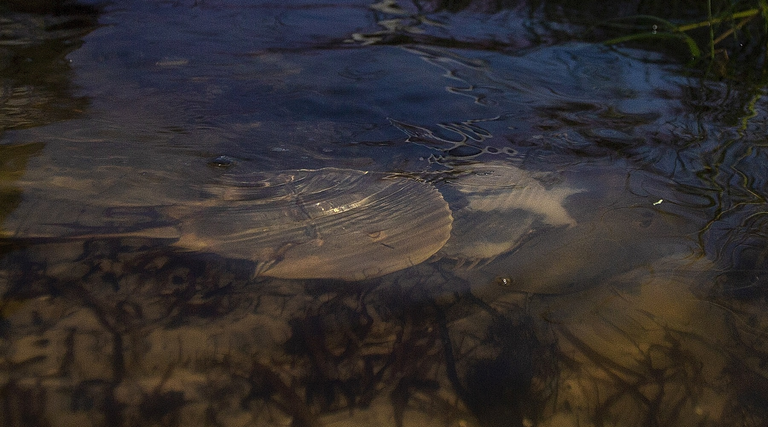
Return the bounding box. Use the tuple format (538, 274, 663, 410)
(417, 0, 768, 79)
(595, 0, 768, 80)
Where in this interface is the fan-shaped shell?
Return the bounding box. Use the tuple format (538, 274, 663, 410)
(168, 168, 453, 280)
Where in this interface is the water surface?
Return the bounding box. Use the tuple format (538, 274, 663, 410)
(2, 0, 768, 426)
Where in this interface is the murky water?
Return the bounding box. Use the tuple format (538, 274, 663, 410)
(2, 0, 768, 426)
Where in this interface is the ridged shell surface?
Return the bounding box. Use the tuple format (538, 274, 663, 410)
(172, 168, 453, 281)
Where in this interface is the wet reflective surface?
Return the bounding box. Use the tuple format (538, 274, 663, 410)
(2, 0, 768, 426)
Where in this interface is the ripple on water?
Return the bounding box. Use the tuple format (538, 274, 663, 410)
(2, 0, 768, 426)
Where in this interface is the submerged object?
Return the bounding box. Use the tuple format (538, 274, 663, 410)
(172, 168, 453, 280)
(439, 164, 706, 296)
(436, 163, 583, 267)
(464, 202, 699, 296)
(2, 168, 453, 281)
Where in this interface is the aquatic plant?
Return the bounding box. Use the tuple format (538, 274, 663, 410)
(597, 0, 768, 79)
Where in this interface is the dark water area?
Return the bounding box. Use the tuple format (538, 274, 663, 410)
(2, 0, 768, 426)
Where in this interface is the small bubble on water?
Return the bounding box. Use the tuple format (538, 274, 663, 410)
(208, 155, 235, 168)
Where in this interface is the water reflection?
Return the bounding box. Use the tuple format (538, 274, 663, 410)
(0, 2, 99, 245)
(0, 2, 98, 132)
(2, 0, 768, 426)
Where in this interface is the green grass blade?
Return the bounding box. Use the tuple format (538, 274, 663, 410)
(603, 32, 702, 59)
